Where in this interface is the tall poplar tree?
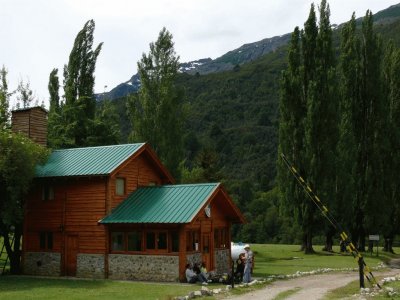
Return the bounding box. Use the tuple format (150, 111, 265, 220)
(128, 27, 184, 179)
(63, 19, 103, 147)
(47, 68, 65, 148)
(0, 66, 10, 129)
(355, 11, 384, 250)
(304, 0, 338, 251)
(279, 1, 338, 253)
(278, 26, 308, 250)
(337, 14, 360, 245)
(299, 3, 319, 253)
(381, 42, 400, 252)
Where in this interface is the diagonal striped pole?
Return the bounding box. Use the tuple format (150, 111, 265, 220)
(280, 153, 381, 289)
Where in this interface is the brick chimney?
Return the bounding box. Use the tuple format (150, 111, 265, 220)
(11, 107, 48, 147)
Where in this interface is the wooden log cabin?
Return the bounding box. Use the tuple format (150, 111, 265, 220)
(18, 108, 245, 281)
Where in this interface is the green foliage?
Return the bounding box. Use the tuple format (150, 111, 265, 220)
(47, 20, 118, 149)
(16, 79, 35, 109)
(128, 27, 184, 179)
(0, 130, 49, 225)
(0, 66, 10, 129)
(48, 68, 60, 114)
(86, 99, 120, 146)
(0, 129, 49, 273)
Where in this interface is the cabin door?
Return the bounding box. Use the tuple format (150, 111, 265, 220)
(65, 235, 78, 276)
(202, 233, 212, 270)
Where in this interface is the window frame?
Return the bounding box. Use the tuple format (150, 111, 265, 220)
(186, 230, 200, 252)
(127, 231, 142, 252)
(110, 230, 175, 254)
(115, 178, 126, 196)
(111, 232, 125, 252)
(42, 185, 54, 201)
(39, 231, 53, 251)
(214, 227, 228, 249)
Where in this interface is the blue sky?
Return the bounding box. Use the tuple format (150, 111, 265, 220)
(1, 0, 398, 107)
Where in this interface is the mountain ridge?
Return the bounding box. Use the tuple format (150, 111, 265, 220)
(98, 2, 400, 101)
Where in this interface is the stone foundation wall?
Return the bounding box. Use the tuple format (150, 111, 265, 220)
(185, 252, 202, 267)
(214, 249, 230, 274)
(108, 254, 179, 282)
(23, 252, 61, 276)
(76, 254, 105, 279)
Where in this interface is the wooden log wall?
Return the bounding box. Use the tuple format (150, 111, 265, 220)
(110, 154, 165, 210)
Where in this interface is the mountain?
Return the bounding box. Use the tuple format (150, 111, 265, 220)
(97, 33, 291, 100)
(99, 3, 400, 101)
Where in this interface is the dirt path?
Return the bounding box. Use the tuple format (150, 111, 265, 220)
(225, 266, 400, 300)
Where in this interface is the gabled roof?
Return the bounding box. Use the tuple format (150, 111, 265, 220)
(35, 143, 145, 178)
(99, 183, 220, 224)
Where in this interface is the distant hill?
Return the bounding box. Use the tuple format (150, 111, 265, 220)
(97, 33, 292, 100)
(98, 4, 400, 101)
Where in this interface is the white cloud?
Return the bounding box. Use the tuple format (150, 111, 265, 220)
(1, 0, 398, 107)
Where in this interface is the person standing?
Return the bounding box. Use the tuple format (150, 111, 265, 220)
(242, 244, 253, 283)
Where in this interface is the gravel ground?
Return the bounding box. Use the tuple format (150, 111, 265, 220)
(224, 260, 400, 300)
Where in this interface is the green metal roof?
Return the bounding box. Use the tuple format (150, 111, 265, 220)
(35, 143, 145, 178)
(99, 183, 219, 224)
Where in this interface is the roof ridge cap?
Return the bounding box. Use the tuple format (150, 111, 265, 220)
(52, 143, 145, 152)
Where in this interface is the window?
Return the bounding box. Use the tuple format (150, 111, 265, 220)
(214, 228, 228, 248)
(39, 232, 53, 250)
(146, 232, 156, 249)
(127, 231, 142, 251)
(110, 230, 174, 253)
(157, 232, 167, 249)
(42, 185, 54, 201)
(111, 232, 124, 251)
(186, 230, 199, 252)
(170, 231, 179, 252)
(115, 178, 125, 196)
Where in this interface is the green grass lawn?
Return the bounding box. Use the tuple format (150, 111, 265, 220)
(0, 244, 398, 299)
(0, 277, 206, 300)
(251, 244, 398, 277)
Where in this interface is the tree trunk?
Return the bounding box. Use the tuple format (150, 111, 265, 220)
(358, 228, 366, 252)
(383, 236, 395, 254)
(2, 224, 22, 275)
(303, 232, 315, 254)
(322, 230, 334, 252)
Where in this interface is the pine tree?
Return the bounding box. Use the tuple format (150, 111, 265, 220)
(128, 27, 184, 179)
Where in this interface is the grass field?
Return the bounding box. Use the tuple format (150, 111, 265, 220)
(0, 243, 398, 299)
(251, 244, 398, 277)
